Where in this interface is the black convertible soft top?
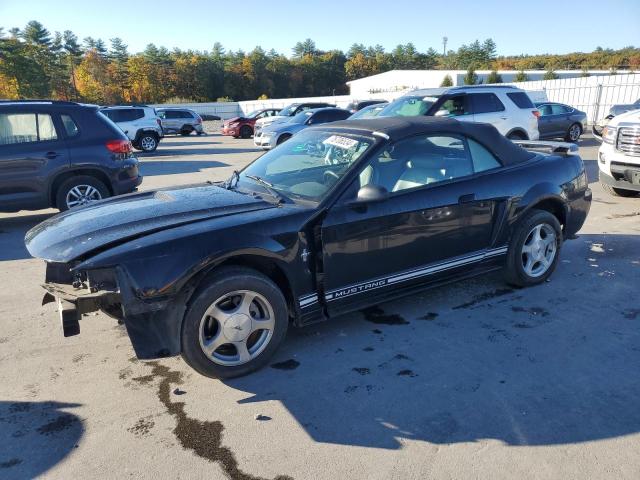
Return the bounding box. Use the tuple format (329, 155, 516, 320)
(315, 116, 536, 166)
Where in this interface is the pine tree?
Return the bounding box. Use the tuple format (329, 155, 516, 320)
(486, 70, 503, 84)
(440, 74, 454, 87)
(464, 66, 478, 85)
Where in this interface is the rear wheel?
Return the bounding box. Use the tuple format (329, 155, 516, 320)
(600, 182, 639, 197)
(55, 175, 110, 211)
(565, 123, 582, 142)
(507, 131, 527, 141)
(180, 126, 193, 136)
(138, 133, 158, 152)
(239, 125, 253, 139)
(181, 267, 288, 379)
(503, 209, 562, 287)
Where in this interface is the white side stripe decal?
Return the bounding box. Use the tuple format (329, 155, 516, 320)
(297, 246, 508, 308)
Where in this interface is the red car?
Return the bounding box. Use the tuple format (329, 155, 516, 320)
(221, 108, 281, 138)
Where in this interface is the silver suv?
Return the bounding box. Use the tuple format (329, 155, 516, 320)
(378, 85, 540, 140)
(156, 108, 204, 136)
(100, 106, 163, 152)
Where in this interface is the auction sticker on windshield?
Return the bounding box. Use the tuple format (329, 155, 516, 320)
(323, 135, 359, 149)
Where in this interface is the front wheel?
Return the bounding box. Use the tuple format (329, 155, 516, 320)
(276, 133, 291, 145)
(503, 209, 562, 287)
(181, 267, 289, 379)
(56, 175, 110, 211)
(239, 125, 253, 139)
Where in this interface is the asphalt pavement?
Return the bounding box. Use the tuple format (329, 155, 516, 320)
(0, 132, 639, 480)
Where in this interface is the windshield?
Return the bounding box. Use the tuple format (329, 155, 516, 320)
(349, 104, 387, 120)
(277, 104, 300, 116)
(238, 129, 374, 203)
(379, 96, 439, 117)
(290, 111, 313, 124)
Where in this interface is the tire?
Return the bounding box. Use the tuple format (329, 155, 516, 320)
(276, 134, 291, 145)
(55, 175, 110, 211)
(181, 266, 289, 379)
(507, 131, 527, 141)
(600, 182, 639, 197)
(503, 209, 562, 287)
(565, 123, 582, 142)
(138, 133, 159, 152)
(180, 125, 193, 136)
(239, 125, 253, 139)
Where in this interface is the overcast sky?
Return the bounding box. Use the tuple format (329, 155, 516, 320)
(1, 0, 638, 56)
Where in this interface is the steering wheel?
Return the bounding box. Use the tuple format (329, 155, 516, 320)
(323, 170, 340, 184)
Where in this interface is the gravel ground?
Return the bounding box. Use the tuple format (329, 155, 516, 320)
(0, 133, 639, 480)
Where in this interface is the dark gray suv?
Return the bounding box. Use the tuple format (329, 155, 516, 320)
(0, 100, 142, 212)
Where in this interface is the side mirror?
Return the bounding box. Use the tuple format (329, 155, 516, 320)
(434, 109, 449, 117)
(354, 184, 388, 203)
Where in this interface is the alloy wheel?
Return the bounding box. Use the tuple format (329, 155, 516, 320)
(521, 223, 557, 277)
(569, 124, 581, 141)
(65, 185, 102, 208)
(198, 290, 275, 366)
(141, 136, 157, 151)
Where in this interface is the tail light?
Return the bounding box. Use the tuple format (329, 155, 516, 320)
(156, 119, 162, 127)
(195, 117, 202, 124)
(532, 110, 541, 118)
(106, 139, 132, 154)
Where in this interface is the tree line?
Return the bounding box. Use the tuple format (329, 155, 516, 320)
(1, 21, 638, 104)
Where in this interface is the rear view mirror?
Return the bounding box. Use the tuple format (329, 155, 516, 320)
(355, 184, 388, 203)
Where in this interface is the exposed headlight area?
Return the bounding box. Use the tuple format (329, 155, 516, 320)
(602, 126, 617, 144)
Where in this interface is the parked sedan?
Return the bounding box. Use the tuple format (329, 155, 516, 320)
(26, 116, 591, 379)
(535, 102, 587, 142)
(221, 108, 281, 139)
(258, 107, 351, 149)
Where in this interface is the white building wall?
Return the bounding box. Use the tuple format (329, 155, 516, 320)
(348, 69, 627, 99)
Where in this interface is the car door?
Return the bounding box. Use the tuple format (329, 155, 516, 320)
(537, 104, 554, 138)
(550, 104, 572, 137)
(469, 93, 509, 135)
(320, 133, 497, 314)
(0, 109, 69, 210)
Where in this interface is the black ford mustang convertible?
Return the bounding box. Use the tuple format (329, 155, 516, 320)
(26, 117, 592, 378)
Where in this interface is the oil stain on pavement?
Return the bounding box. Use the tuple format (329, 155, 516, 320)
(362, 306, 409, 325)
(132, 361, 293, 480)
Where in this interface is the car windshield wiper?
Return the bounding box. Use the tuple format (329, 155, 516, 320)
(225, 170, 240, 189)
(245, 175, 289, 204)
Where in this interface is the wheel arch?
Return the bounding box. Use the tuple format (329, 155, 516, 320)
(506, 127, 529, 140)
(49, 168, 113, 207)
(517, 189, 568, 236)
(182, 253, 298, 323)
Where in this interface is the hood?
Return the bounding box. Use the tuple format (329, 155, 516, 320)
(224, 116, 244, 124)
(25, 185, 275, 263)
(256, 115, 286, 126)
(608, 108, 640, 127)
(610, 103, 640, 116)
(264, 121, 304, 135)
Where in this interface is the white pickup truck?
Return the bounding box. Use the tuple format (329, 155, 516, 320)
(598, 109, 640, 197)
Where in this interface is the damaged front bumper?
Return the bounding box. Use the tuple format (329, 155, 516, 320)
(42, 262, 187, 359)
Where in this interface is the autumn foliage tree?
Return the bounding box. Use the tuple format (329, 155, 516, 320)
(1, 20, 638, 103)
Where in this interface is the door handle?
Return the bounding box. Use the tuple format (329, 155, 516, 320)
(500, 116, 508, 120)
(458, 193, 476, 204)
(45, 151, 60, 159)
